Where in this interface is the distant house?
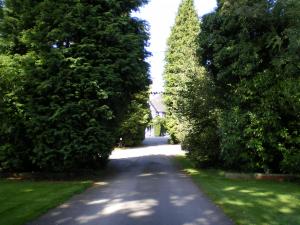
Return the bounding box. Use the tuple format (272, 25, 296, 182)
(146, 94, 166, 137)
(149, 94, 166, 118)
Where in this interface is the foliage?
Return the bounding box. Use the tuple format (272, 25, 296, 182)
(117, 92, 151, 147)
(163, 0, 201, 144)
(163, 0, 221, 166)
(180, 76, 221, 167)
(0, 55, 33, 170)
(0, 180, 91, 225)
(0, 0, 150, 171)
(176, 156, 300, 225)
(179, 63, 222, 167)
(199, 0, 300, 173)
(152, 116, 166, 137)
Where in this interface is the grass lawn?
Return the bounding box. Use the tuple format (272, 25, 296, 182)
(176, 156, 300, 225)
(0, 179, 92, 225)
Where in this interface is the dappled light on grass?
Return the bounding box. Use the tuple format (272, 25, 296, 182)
(22, 189, 34, 193)
(223, 187, 237, 191)
(185, 168, 200, 175)
(279, 207, 293, 214)
(220, 198, 253, 207)
(176, 156, 300, 225)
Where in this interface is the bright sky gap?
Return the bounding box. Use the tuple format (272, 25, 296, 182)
(132, 0, 217, 92)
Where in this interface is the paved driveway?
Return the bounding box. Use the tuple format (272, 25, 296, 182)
(27, 137, 233, 225)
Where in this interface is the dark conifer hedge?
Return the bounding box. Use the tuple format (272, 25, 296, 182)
(199, 0, 300, 173)
(0, 0, 150, 171)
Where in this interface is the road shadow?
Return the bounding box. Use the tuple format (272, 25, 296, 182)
(27, 153, 233, 225)
(142, 136, 169, 146)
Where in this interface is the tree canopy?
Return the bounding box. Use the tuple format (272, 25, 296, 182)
(0, 0, 150, 172)
(163, 0, 201, 143)
(198, 0, 300, 173)
(164, 0, 300, 174)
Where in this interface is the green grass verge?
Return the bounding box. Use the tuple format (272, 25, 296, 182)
(175, 156, 300, 225)
(0, 179, 92, 225)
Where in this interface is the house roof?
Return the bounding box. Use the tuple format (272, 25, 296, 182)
(150, 94, 166, 113)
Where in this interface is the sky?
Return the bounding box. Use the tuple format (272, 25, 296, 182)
(132, 0, 217, 92)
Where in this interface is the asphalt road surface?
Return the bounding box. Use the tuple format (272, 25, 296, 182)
(28, 137, 233, 225)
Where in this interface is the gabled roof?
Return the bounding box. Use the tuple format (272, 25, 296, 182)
(150, 94, 166, 113)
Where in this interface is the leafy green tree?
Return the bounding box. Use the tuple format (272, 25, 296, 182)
(152, 116, 166, 137)
(0, 1, 34, 170)
(163, 0, 201, 143)
(200, 0, 300, 173)
(117, 91, 151, 147)
(179, 67, 221, 168)
(163, 0, 220, 166)
(0, 0, 150, 171)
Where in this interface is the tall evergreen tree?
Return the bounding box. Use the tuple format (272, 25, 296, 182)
(163, 0, 201, 143)
(0, 0, 150, 171)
